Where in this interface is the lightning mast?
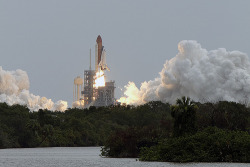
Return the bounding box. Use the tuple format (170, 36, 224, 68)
(89, 48, 91, 70)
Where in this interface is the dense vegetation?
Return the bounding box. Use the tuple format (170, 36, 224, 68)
(140, 127, 250, 162)
(0, 98, 250, 162)
(0, 101, 171, 148)
(101, 97, 250, 163)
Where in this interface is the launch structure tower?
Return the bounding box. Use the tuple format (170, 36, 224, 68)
(82, 35, 115, 108)
(83, 70, 96, 105)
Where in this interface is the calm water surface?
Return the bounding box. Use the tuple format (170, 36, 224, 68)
(0, 147, 249, 167)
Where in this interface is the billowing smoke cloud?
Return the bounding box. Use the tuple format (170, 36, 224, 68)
(0, 67, 67, 111)
(119, 40, 250, 105)
(72, 100, 84, 108)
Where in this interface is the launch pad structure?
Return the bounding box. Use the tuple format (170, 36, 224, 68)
(83, 69, 96, 106)
(74, 35, 115, 108)
(94, 80, 115, 106)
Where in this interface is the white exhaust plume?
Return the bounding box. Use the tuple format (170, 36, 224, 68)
(0, 67, 68, 111)
(119, 40, 250, 105)
(72, 100, 84, 108)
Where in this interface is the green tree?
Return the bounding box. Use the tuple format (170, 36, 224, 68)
(171, 96, 198, 137)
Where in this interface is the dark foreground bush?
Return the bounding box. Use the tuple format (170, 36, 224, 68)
(140, 127, 250, 162)
(101, 124, 172, 158)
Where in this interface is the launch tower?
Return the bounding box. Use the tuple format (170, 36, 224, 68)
(83, 70, 96, 105)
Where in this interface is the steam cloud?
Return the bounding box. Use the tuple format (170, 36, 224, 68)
(120, 40, 250, 105)
(72, 100, 84, 108)
(0, 67, 67, 111)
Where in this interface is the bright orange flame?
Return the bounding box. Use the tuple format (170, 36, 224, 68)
(94, 70, 105, 88)
(117, 97, 127, 104)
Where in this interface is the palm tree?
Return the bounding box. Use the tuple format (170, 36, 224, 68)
(171, 96, 198, 137)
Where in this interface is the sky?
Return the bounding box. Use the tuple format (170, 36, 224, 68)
(1, 0, 250, 106)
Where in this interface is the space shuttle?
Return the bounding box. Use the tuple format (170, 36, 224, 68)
(95, 35, 110, 72)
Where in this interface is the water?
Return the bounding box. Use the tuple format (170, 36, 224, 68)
(0, 147, 249, 167)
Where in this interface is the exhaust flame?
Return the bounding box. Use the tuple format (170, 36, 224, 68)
(94, 70, 105, 88)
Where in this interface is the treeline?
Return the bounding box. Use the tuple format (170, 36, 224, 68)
(0, 101, 170, 148)
(0, 99, 250, 162)
(101, 97, 250, 162)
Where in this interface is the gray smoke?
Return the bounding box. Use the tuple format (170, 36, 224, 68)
(0, 67, 67, 111)
(119, 40, 250, 105)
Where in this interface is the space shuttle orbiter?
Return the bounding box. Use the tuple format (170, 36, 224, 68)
(95, 35, 110, 71)
(99, 49, 110, 71)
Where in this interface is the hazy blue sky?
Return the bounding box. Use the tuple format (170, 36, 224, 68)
(1, 0, 250, 105)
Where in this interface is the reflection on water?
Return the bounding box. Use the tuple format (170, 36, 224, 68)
(0, 147, 248, 167)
